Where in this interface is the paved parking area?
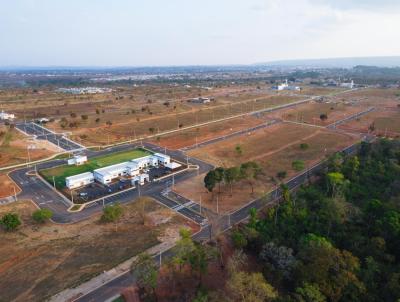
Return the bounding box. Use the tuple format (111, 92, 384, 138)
(16, 122, 85, 151)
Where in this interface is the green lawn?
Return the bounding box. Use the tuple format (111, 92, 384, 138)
(40, 148, 151, 189)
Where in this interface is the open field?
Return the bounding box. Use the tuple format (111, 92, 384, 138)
(150, 115, 265, 150)
(339, 109, 400, 137)
(187, 123, 318, 167)
(0, 126, 56, 168)
(278, 101, 369, 126)
(0, 173, 20, 198)
(67, 94, 303, 146)
(40, 148, 151, 189)
(0, 198, 198, 302)
(178, 123, 357, 213)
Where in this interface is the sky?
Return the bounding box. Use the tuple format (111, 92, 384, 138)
(1, 0, 400, 67)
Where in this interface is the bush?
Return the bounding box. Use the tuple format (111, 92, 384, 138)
(232, 229, 248, 249)
(101, 204, 123, 223)
(1, 213, 21, 231)
(300, 143, 309, 150)
(32, 209, 53, 223)
(292, 160, 305, 171)
(277, 171, 287, 179)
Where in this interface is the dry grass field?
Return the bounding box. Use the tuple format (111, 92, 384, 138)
(68, 94, 302, 146)
(0, 198, 198, 302)
(150, 115, 265, 150)
(0, 126, 56, 167)
(179, 123, 357, 213)
(0, 173, 20, 198)
(279, 101, 369, 126)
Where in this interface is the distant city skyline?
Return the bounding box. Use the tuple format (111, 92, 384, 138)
(1, 0, 400, 67)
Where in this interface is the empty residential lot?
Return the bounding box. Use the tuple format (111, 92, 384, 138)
(0, 198, 198, 302)
(178, 123, 357, 213)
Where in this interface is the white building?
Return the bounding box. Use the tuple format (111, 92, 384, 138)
(94, 162, 133, 185)
(340, 80, 355, 89)
(0, 111, 15, 120)
(66, 172, 94, 189)
(273, 80, 301, 91)
(153, 153, 170, 166)
(68, 155, 88, 166)
(132, 173, 150, 186)
(67, 153, 173, 186)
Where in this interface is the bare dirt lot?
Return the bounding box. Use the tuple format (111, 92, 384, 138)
(339, 109, 400, 137)
(179, 123, 357, 213)
(0, 198, 198, 302)
(0, 173, 20, 198)
(0, 126, 56, 168)
(278, 101, 369, 126)
(150, 115, 266, 150)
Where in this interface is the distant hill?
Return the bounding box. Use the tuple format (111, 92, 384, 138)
(256, 56, 400, 68)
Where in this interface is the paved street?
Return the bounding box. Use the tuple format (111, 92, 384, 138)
(16, 122, 85, 151)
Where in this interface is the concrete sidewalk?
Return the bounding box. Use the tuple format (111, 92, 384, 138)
(50, 241, 175, 302)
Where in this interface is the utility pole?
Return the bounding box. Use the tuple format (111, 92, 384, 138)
(13, 186, 17, 201)
(53, 176, 56, 188)
(102, 198, 105, 208)
(199, 195, 202, 215)
(216, 195, 219, 214)
(138, 183, 141, 197)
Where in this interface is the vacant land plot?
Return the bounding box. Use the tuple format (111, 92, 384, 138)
(0, 126, 55, 168)
(0, 173, 20, 198)
(40, 148, 151, 189)
(180, 123, 357, 213)
(339, 109, 400, 137)
(0, 198, 197, 302)
(188, 123, 318, 167)
(68, 95, 303, 146)
(279, 101, 369, 126)
(150, 115, 265, 150)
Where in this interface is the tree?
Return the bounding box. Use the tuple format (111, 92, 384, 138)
(189, 242, 216, 285)
(81, 114, 88, 120)
(326, 172, 347, 197)
(214, 167, 225, 193)
(101, 203, 123, 231)
(204, 170, 217, 193)
(173, 228, 195, 272)
(277, 171, 287, 179)
(235, 145, 243, 156)
(292, 160, 305, 171)
(1, 213, 21, 231)
(32, 208, 53, 223)
(106, 120, 113, 127)
(295, 238, 364, 302)
(70, 112, 77, 118)
(240, 161, 261, 194)
(259, 242, 296, 278)
(231, 229, 248, 249)
(224, 166, 240, 195)
(294, 283, 326, 302)
(227, 271, 278, 302)
(320, 113, 328, 121)
(227, 249, 248, 276)
(131, 252, 158, 300)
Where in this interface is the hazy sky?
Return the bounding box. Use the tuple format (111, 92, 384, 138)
(1, 0, 400, 66)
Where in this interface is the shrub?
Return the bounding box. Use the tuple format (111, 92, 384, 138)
(300, 143, 309, 150)
(32, 209, 53, 223)
(1, 213, 21, 231)
(232, 229, 248, 249)
(292, 160, 305, 171)
(277, 171, 287, 179)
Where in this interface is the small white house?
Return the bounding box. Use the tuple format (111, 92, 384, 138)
(68, 155, 88, 166)
(0, 111, 15, 120)
(166, 162, 181, 170)
(66, 172, 94, 189)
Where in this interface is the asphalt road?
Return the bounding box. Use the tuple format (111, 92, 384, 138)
(16, 122, 85, 151)
(4, 141, 213, 224)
